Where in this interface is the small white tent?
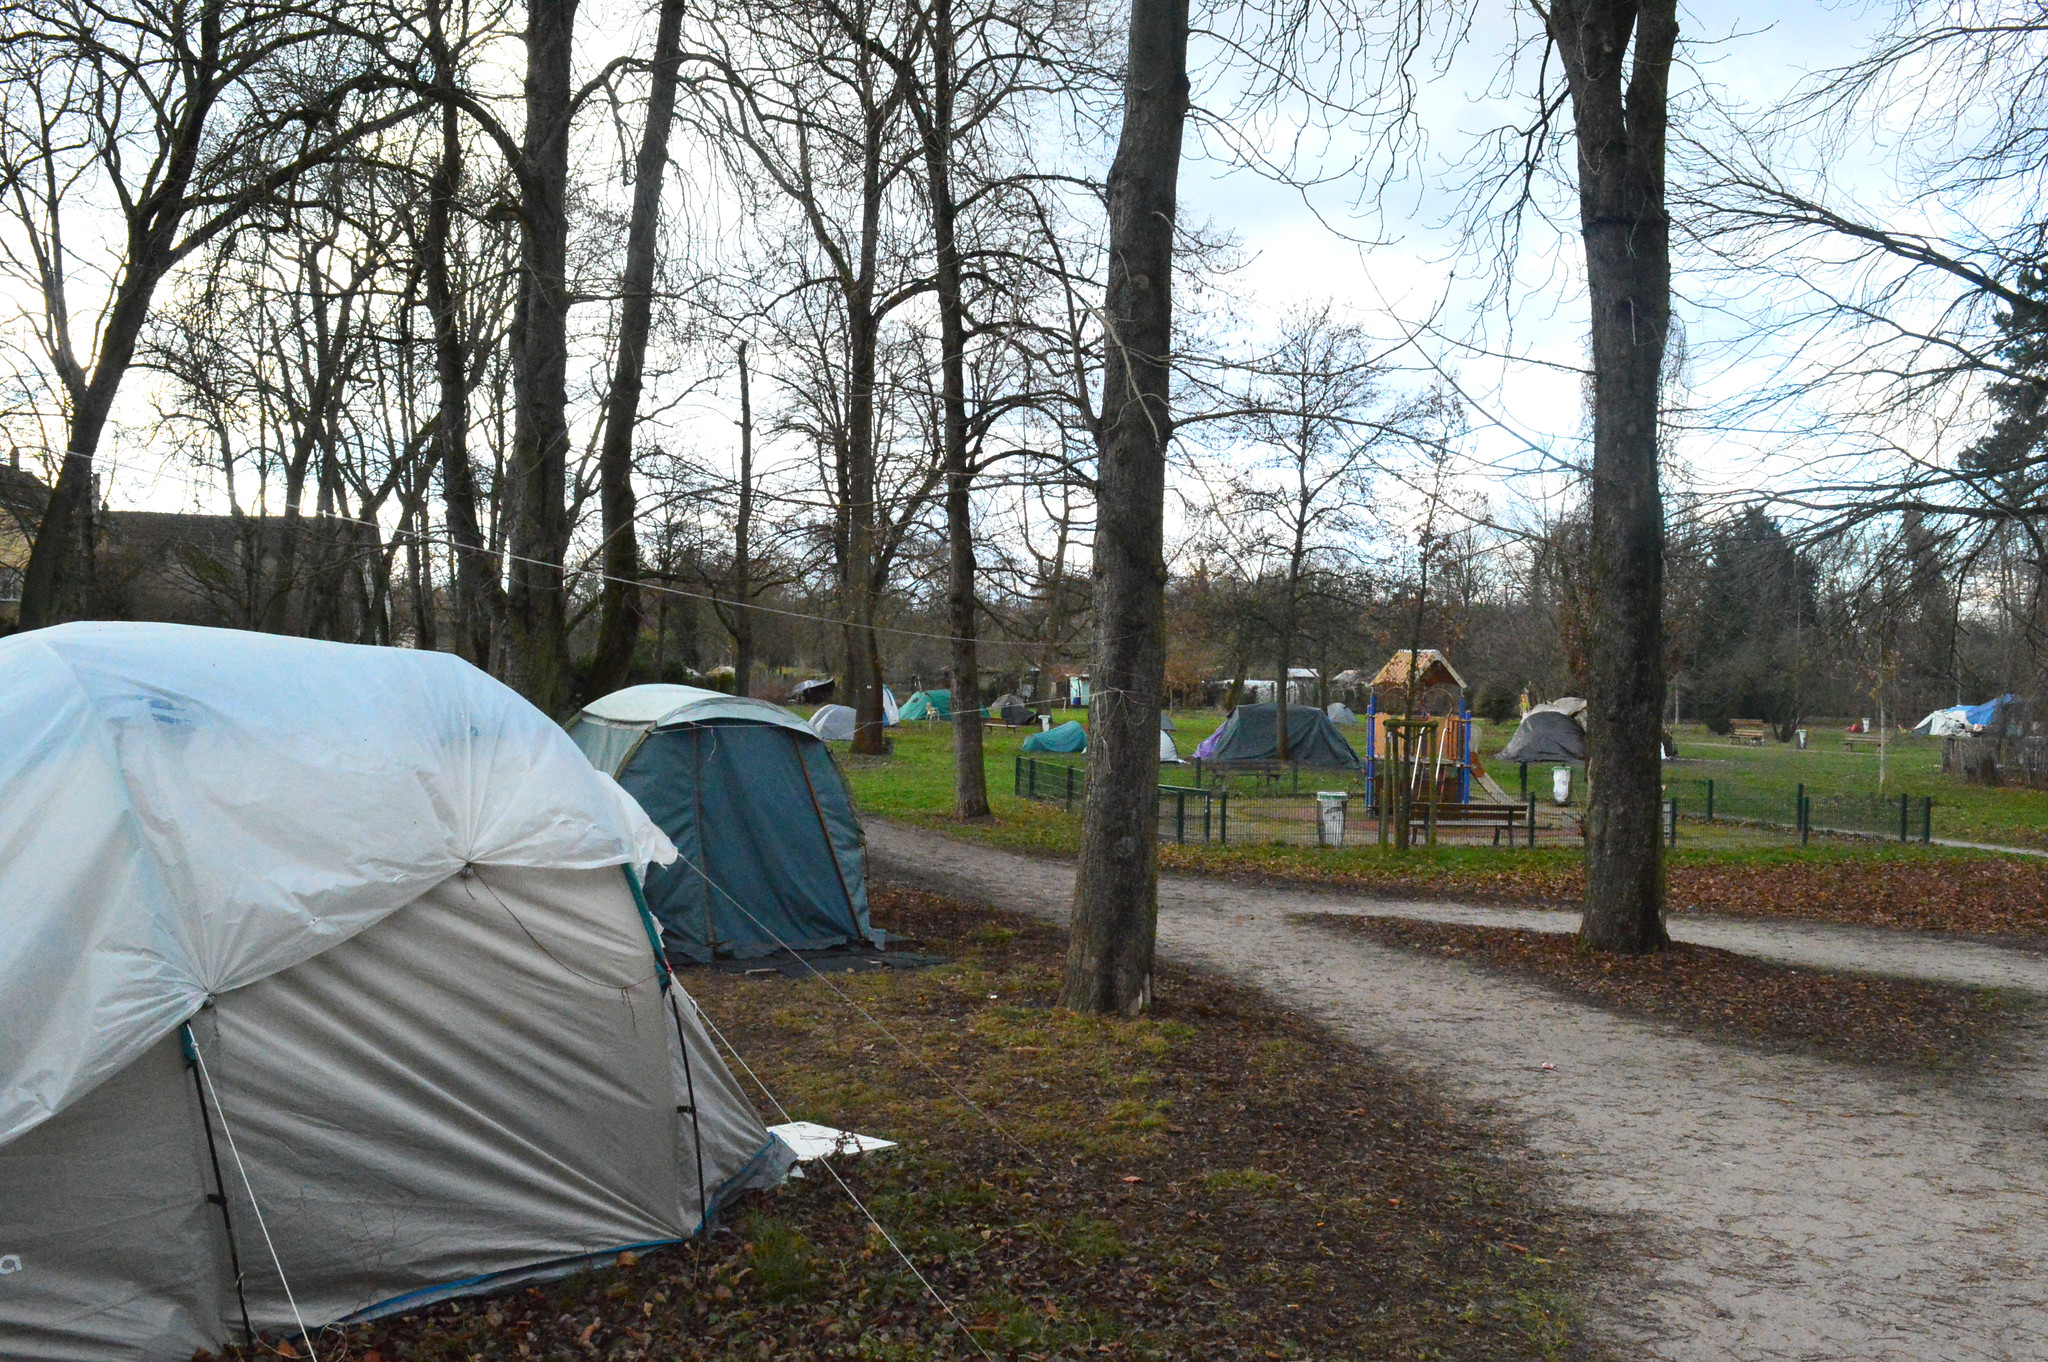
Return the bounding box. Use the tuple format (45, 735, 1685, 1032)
(809, 702, 857, 740)
(1913, 707, 1970, 737)
(0, 625, 792, 1362)
(1160, 729, 1182, 763)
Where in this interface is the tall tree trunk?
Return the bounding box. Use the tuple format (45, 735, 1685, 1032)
(503, 0, 578, 714)
(731, 342, 756, 696)
(1547, 0, 1677, 954)
(845, 295, 886, 751)
(1060, 0, 1189, 1016)
(585, 0, 687, 702)
(922, 0, 989, 818)
(424, 47, 499, 670)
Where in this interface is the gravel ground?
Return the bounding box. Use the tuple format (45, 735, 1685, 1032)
(867, 819, 2048, 1362)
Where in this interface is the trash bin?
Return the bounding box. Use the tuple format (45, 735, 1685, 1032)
(1316, 791, 1349, 847)
(1552, 767, 1573, 806)
(1796, 728, 1808, 749)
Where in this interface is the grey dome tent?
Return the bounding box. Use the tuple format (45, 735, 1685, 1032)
(1022, 719, 1088, 753)
(570, 685, 878, 962)
(1497, 704, 1588, 765)
(808, 702, 857, 740)
(1326, 702, 1358, 725)
(1190, 704, 1359, 767)
(0, 625, 791, 1362)
(993, 692, 1031, 725)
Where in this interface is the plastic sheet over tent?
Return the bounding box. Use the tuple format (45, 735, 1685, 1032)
(1190, 704, 1359, 767)
(1497, 705, 1588, 765)
(570, 685, 878, 962)
(787, 676, 836, 704)
(0, 625, 789, 1362)
(1913, 707, 1970, 737)
(1022, 719, 1088, 753)
(1326, 702, 1358, 725)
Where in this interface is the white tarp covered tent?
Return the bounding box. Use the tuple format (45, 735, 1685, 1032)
(1160, 729, 1182, 763)
(0, 624, 793, 1361)
(1913, 707, 1970, 737)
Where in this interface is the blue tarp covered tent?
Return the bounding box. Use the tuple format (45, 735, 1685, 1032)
(1022, 719, 1088, 753)
(569, 685, 878, 962)
(1964, 694, 2021, 730)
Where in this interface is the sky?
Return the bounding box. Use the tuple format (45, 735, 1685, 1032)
(64, 1, 1904, 532)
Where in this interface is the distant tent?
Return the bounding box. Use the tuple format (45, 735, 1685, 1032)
(993, 693, 1031, 726)
(1022, 719, 1088, 754)
(882, 687, 900, 725)
(1326, 702, 1358, 725)
(570, 685, 878, 963)
(1191, 704, 1359, 767)
(1160, 711, 1176, 732)
(1913, 707, 1969, 737)
(1497, 704, 1588, 765)
(899, 689, 952, 721)
(1160, 729, 1182, 763)
(808, 703, 856, 740)
(788, 676, 836, 704)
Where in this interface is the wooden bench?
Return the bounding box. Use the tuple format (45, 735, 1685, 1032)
(1401, 801, 1529, 844)
(1843, 733, 1886, 752)
(1730, 719, 1770, 746)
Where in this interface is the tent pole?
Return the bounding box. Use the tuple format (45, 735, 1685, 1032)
(181, 1020, 254, 1346)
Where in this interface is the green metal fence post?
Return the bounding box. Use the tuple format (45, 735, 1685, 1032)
(1667, 797, 1677, 847)
(1219, 790, 1229, 845)
(1706, 778, 1714, 822)
(1899, 792, 1909, 844)
(1799, 792, 1810, 845)
(1526, 790, 1537, 848)
(1014, 755, 1022, 797)
(1922, 796, 1933, 844)
(1175, 789, 1187, 844)
(1064, 763, 1075, 811)
(1795, 782, 1804, 832)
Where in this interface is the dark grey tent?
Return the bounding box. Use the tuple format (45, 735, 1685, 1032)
(993, 692, 1031, 725)
(1160, 711, 1176, 732)
(570, 685, 877, 962)
(1497, 706, 1588, 765)
(1191, 704, 1359, 767)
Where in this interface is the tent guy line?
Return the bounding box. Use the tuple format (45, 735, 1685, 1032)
(187, 1030, 322, 1362)
(66, 450, 1114, 655)
(667, 848, 1053, 1175)
(688, 1000, 1003, 1362)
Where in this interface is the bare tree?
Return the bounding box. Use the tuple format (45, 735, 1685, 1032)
(1541, 0, 1677, 954)
(1060, 0, 1188, 1016)
(0, 0, 417, 626)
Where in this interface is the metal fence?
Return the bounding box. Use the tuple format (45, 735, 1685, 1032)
(1013, 756, 1229, 845)
(1662, 776, 1934, 844)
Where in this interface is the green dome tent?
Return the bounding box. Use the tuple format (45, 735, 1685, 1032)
(898, 689, 951, 721)
(569, 685, 878, 962)
(1191, 703, 1359, 767)
(1021, 719, 1088, 753)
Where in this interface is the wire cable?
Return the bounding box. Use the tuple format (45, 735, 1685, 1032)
(188, 1034, 323, 1362)
(689, 999, 1002, 1362)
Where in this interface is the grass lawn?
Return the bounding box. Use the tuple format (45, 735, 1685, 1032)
(320, 888, 1604, 1362)
(823, 712, 2048, 940)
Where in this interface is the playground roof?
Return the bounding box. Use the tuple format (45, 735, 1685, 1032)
(1369, 649, 1467, 693)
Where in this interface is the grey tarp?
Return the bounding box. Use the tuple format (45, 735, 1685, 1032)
(787, 677, 836, 704)
(1497, 707, 1588, 765)
(0, 865, 789, 1361)
(570, 687, 877, 963)
(1191, 704, 1359, 767)
(1021, 719, 1088, 753)
(1326, 702, 1357, 725)
(992, 693, 1031, 726)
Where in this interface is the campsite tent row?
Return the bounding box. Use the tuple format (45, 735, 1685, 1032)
(0, 626, 799, 1362)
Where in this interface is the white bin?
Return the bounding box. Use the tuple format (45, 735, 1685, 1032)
(1316, 791, 1349, 847)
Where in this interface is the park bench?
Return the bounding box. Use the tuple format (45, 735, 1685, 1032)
(1843, 732, 1886, 752)
(1402, 801, 1529, 844)
(1730, 719, 1770, 746)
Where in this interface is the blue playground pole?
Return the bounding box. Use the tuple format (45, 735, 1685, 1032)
(1365, 695, 1378, 792)
(1459, 704, 1473, 804)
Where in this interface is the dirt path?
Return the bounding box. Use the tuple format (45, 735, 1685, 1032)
(869, 820, 2048, 1362)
